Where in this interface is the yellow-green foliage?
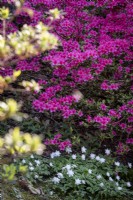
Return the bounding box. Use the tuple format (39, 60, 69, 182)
(0, 7, 10, 19)
(49, 8, 63, 20)
(1, 164, 27, 181)
(0, 70, 21, 93)
(0, 99, 21, 121)
(0, 127, 45, 155)
(20, 80, 42, 92)
(0, 22, 58, 59)
(0, 4, 59, 63)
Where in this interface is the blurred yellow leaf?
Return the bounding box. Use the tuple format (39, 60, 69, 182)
(13, 70, 21, 78)
(0, 138, 4, 147)
(12, 127, 21, 142)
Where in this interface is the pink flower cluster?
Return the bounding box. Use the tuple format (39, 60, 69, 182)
(101, 82, 120, 91)
(94, 116, 111, 127)
(45, 134, 71, 151)
(33, 94, 78, 118)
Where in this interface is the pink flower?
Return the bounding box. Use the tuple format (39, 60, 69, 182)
(101, 82, 109, 90)
(79, 121, 83, 125)
(87, 115, 92, 123)
(100, 103, 107, 111)
(109, 83, 119, 91)
(119, 123, 127, 129)
(112, 131, 117, 136)
(59, 140, 72, 151)
(78, 110, 83, 117)
(126, 138, 133, 144)
(54, 134, 62, 140)
(108, 109, 117, 117)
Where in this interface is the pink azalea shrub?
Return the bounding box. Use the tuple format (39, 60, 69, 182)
(1, 0, 133, 154)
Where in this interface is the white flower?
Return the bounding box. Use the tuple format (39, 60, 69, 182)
(67, 170, 74, 177)
(105, 149, 111, 155)
(49, 162, 53, 167)
(22, 159, 26, 164)
(62, 164, 71, 170)
(82, 180, 85, 184)
(75, 179, 81, 185)
(97, 175, 102, 180)
(34, 175, 39, 179)
(49, 191, 54, 195)
(52, 177, 60, 184)
(81, 146, 87, 153)
(128, 163, 132, 168)
(96, 156, 100, 161)
(57, 173, 64, 179)
(50, 152, 55, 159)
(88, 169, 92, 174)
(127, 182, 131, 187)
(50, 151, 61, 158)
(116, 175, 120, 181)
(35, 160, 41, 165)
(72, 154, 76, 159)
(66, 165, 71, 170)
(90, 153, 96, 159)
(116, 182, 119, 186)
(29, 162, 33, 166)
(109, 177, 113, 182)
(99, 158, 105, 163)
(29, 166, 34, 171)
(66, 147, 72, 153)
(81, 154, 86, 160)
(106, 172, 110, 177)
(30, 154, 34, 159)
(55, 150, 61, 157)
(115, 162, 120, 167)
(117, 187, 122, 190)
(99, 183, 104, 187)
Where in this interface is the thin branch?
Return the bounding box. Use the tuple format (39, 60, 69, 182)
(3, 19, 6, 40)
